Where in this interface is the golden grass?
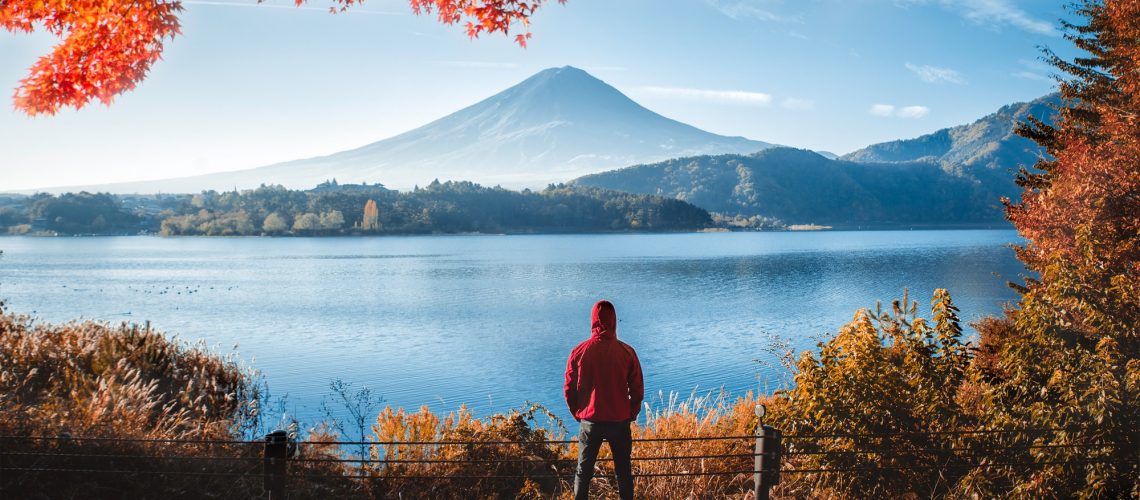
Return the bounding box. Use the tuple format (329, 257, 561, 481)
(289, 390, 773, 498)
(0, 305, 267, 497)
(2, 305, 778, 498)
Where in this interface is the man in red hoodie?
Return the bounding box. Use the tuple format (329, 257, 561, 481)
(564, 300, 644, 500)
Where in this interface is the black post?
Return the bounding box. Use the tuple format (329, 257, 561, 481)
(755, 424, 782, 500)
(264, 430, 288, 500)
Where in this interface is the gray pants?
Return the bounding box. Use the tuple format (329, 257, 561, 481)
(574, 420, 634, 500)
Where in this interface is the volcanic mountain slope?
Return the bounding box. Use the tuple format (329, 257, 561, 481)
(53, 66, 773, 194)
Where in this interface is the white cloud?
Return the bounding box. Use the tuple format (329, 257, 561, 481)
(870, 103, 929, 118)
(641, 86, 773, 106)
(957, 0, 1057, 36)
(905, 63, 965, 84)
(897, 105, 930, 118)
(898, 0, 1057, 36)
(781, 97, 815, 110)
(870, 104, 896, 117)
(704, 0, 802, 23)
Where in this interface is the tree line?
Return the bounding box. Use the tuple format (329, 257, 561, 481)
(0, 180, 714, 236)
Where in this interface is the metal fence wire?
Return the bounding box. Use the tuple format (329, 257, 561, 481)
(0, 424, 1133, 499)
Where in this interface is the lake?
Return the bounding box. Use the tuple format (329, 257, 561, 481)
(0, 230, 1024, 428)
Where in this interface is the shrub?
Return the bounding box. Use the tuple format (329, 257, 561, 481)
(767, 289, 972, 498)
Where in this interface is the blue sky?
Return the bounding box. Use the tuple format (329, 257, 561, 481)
(0, 0, 1078, 190)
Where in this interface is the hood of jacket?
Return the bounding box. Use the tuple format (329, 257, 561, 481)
(590, 300, 617, 340)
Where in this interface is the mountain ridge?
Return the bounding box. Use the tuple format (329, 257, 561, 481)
(572, 146, 1009, 226)
(33, 66, 773, 194)
(572, 94, 1061, 225)
(842, 94, 1057, 169)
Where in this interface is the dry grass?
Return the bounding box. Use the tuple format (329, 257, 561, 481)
(2, 305, 777, 498)
(290, 390, 771, 499)
(0, 305, 266, 497)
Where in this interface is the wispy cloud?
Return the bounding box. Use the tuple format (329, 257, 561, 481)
(641, 86, 773, 106)
(898, 0, 1057, 36)
(905, 62, 965, 84)
(781, 97, 815, 110)
(870, 104, 896, 117)
(897, 105, 930, 118)
(433, 61, 521, 69)
(704, 0, 802, 23)
(870, 103, 929, 118)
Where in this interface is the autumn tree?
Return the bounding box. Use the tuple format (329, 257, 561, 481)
(0, 0, 565, 115)
(764, 4, 1138, 497)
(292, 212, 321, 232)
(319, 210, 345, 230)
(957, 1, 1140, 496)
(770, 289, 972, 497)
(361, 199, 381, 231)
(262, 212, 289, 234)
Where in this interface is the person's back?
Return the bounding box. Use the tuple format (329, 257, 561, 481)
(564, 300, 643, 500)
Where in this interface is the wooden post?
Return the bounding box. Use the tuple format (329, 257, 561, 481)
(264, 430, 288, 499)
(755, 424, 782, 500)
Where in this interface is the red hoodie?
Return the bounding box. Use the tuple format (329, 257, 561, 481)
(564, 300, 644, 422)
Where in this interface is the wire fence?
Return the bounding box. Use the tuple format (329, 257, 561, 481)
(1, 426, 1134, 498)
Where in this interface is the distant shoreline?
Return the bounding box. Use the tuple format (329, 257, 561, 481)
(1, 224, 1015, 238)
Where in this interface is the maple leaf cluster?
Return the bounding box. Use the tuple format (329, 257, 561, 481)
(1, 0, 564, 115)
(408, 0, 563, 47)
(1, 0, 183, 115)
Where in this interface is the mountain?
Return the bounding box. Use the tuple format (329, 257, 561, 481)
(842, 94, 1059, 200)
(48, 66, 773, 194)
(573, 94, 1062, 226)
(572, 147, 1011, 227)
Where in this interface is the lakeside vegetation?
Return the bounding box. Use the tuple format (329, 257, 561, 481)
(0, 180, 714, 236)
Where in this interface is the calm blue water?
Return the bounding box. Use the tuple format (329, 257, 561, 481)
(0, 231, 1024, 427)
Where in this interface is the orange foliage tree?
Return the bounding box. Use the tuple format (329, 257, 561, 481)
(361, 198, 380, 231)
(971, 0, 1140, 495)
(0, 0, 564, 115)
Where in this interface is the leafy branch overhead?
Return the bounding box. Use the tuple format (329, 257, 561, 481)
(0, 0, 564, 115)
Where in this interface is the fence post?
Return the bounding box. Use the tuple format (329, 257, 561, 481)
(264, 430, 288, 499)
(754, 422, 782, 500)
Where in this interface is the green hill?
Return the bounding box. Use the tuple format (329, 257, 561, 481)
(574, 94, 1061, 227)
(572, 147, 1007, 227)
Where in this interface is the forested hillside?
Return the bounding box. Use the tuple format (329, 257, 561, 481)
(573, 147, 1008, 226)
